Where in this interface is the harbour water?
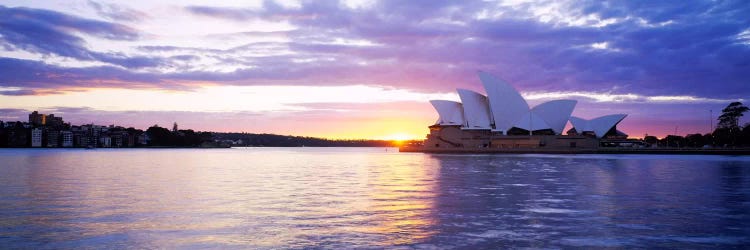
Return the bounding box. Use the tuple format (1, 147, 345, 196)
(1, 148, 749, 248)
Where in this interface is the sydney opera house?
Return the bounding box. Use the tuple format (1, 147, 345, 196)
(416, 72, 628, 152)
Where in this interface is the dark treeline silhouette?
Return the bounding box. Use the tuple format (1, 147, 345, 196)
(644, 102, 750, 148)
(212, 132, 402, 147)
(146, 124, 213, 147)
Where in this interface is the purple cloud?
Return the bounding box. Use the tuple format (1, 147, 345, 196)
(0, 5, 162, 69)
(0, 1, 748, 102)
(185, 5, 257, 21)
(179, 0, 750, 99)
(0, 57, 165, 89)
(87, 1, 148, 22)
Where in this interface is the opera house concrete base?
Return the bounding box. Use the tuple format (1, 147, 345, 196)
(400, 125, 750, 155)
(399, 145, 750, 155)
(403, 125, 602, 154)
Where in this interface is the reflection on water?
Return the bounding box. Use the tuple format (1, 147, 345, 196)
(0, 148, 439, 248)
(364, 154, 438, 245)
(0, 149, 749, 248)
(425, 154, 750, 248)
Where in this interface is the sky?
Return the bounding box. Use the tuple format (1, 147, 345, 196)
(0, 0, 748, 139)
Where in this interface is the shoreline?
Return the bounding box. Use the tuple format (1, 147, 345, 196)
(0, 145, 396, 149)
(399, 146, 750, 155)
(0, 146, 231, 149)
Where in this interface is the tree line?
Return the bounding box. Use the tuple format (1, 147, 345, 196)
(643, 102, 750, 148)
(212, 132, 400, 147)
(146, 124, 214, 147)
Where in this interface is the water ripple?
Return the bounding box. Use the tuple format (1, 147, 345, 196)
(0, 148, 749, 248)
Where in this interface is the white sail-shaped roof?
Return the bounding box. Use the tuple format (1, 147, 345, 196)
(569, 116, 590, 134)
(478, 71, 529, 134)
(457, 89, 492, 130)
(424, 71, 628, 138)
(513, 112, 551, 131)
(531, 100, 577, 135)
(570, 114, 627, 138)
(429, 100, 465, 126)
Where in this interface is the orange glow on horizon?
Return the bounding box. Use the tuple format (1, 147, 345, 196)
(377, 133, 421, 141)
(303, 117, 432, 141)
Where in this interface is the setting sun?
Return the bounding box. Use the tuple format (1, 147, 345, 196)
(379, 133, 419, 141)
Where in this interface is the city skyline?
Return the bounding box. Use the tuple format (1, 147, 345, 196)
(1, 1, 748, 139)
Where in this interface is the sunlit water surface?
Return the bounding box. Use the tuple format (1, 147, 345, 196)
(1, 148, 749, 248)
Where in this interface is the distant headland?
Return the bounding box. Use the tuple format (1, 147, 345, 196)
(0, 111, 401, 148)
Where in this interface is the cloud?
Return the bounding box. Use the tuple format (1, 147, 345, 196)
(0, 5, 159, 69)
(178, 0, 750, 99)
(87, 1, 148, 22)
(186, 6, 258, 21)
(523, 91, 744, 104)
(0, 1, 748, 102)
(0, 88, 37, 96)
(284, 101, 429, 113)
(0, 57, 167, 92)
(0, 108, 27, 113)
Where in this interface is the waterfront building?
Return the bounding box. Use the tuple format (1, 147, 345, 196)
(127, 133, 137, 147)
(4, 123, 28, 147)
(420, 72, 627, 151)
(29, 111, 45, 126)
(568, 115, 628, 138)
(113, 133, 123, 147)
(81, 124, 101, 147)
(46, 114, 64, 128)
(31, 128, 42, 147)
(456, 89, 492, 130)
(76, 135, 88, 147)
(2, 112, 153, 148)
(138, 133, 150, 145)
(47, 130, 60, 147)
(1, 111, 193, 148)
(99, 136, 112, 148)
(61, 131, 73, 147)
